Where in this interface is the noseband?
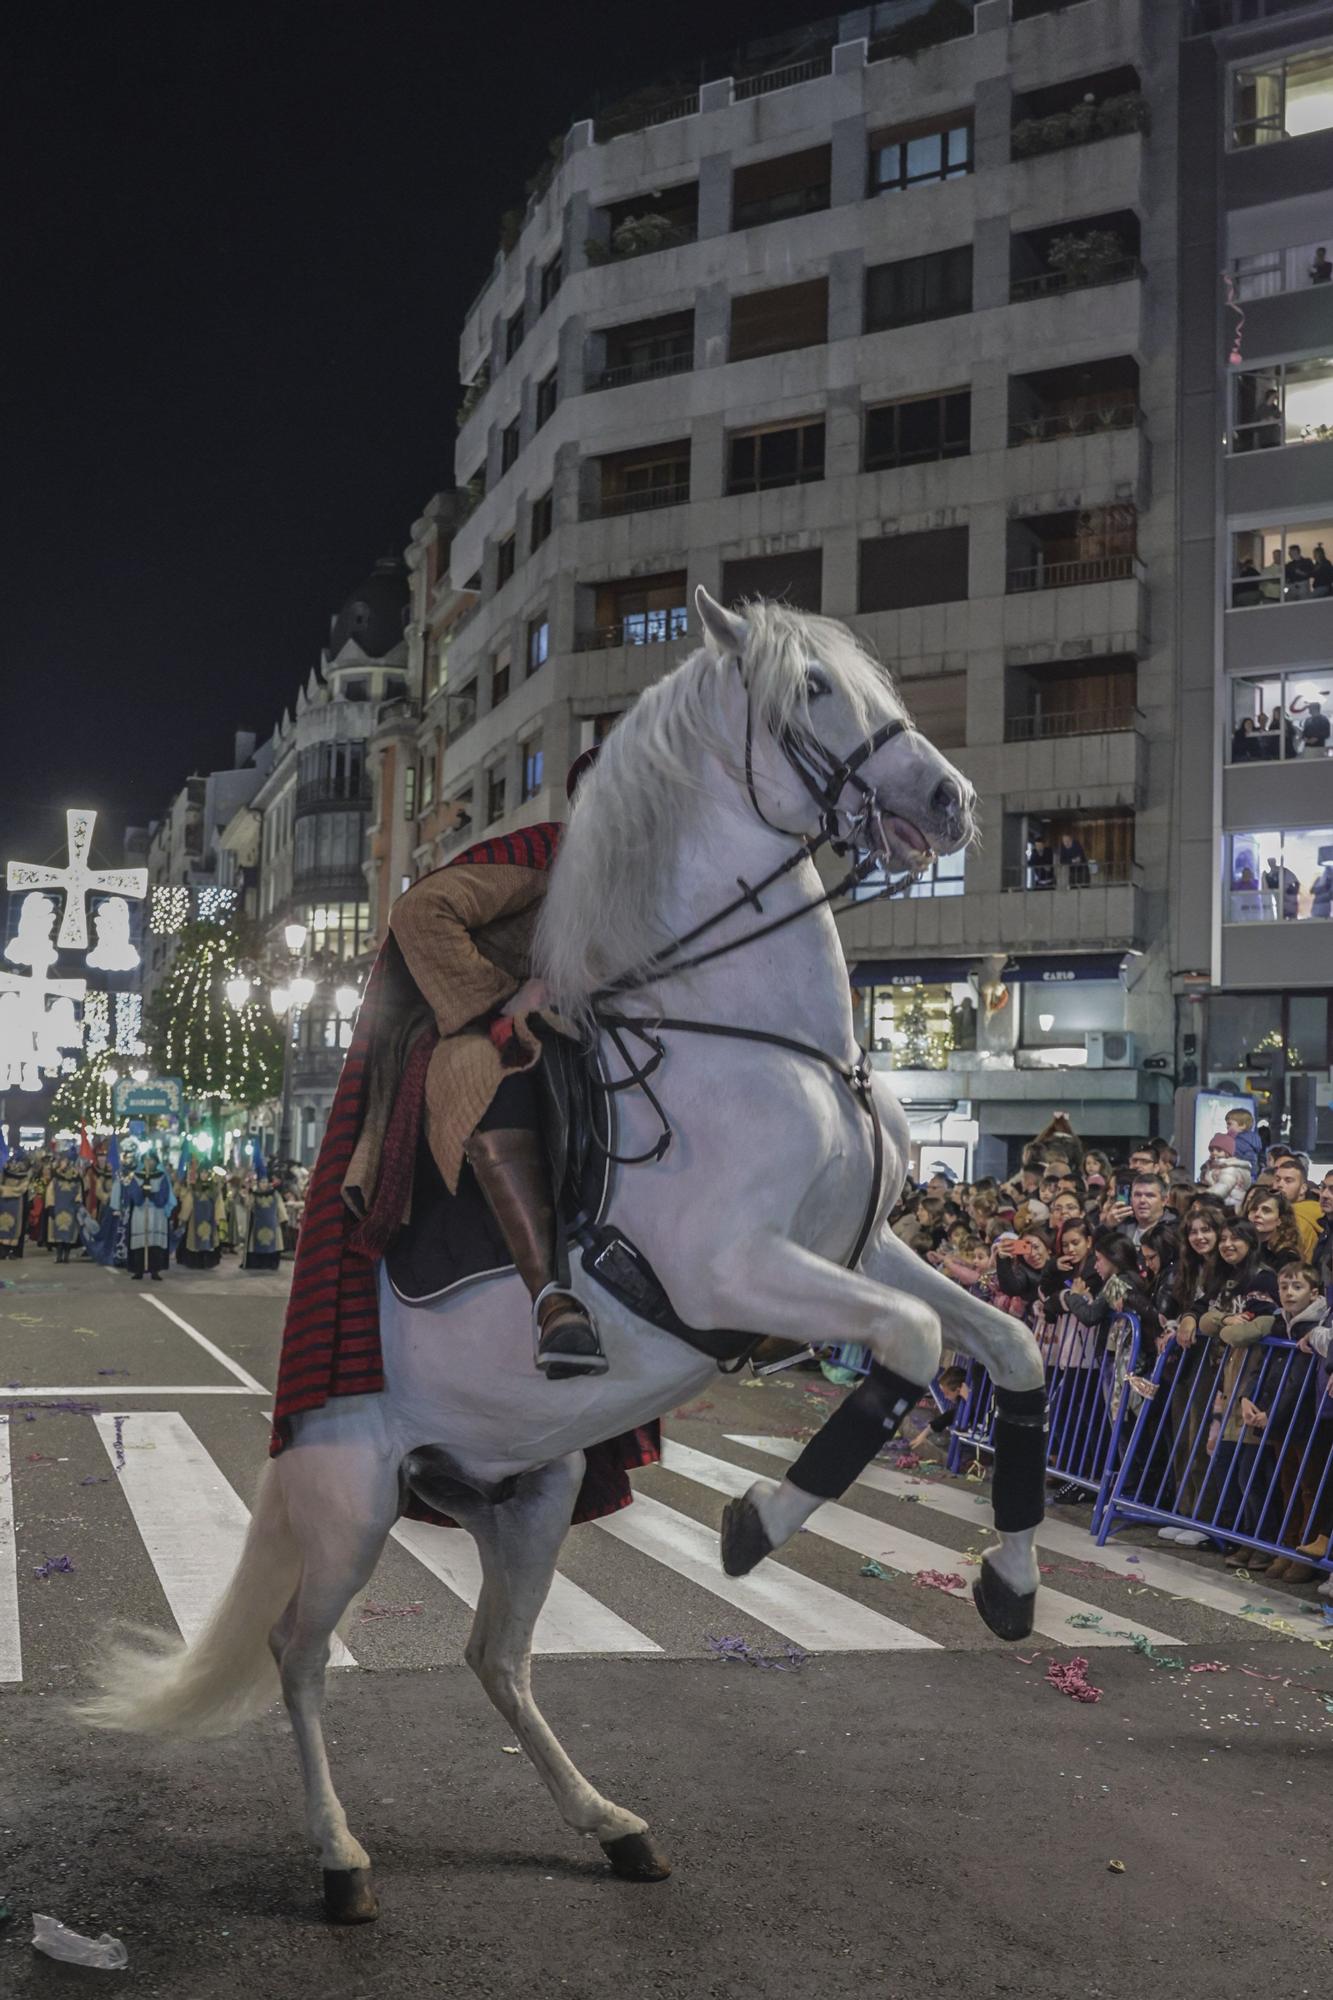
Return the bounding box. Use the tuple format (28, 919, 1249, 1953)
(744, 683, 909, 854)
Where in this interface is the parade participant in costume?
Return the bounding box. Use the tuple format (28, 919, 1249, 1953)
(43, 1152, 84, 1264)
(176, 1162, 224, 1270)
(0, 1148, 32, 1259)
(240, 1165, 287, 1272)
(121, 1149, 176, 1281)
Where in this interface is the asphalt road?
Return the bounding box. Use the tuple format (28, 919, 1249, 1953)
(1, 1253, 1331, 1996)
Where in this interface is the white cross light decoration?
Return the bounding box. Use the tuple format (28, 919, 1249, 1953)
(7, 809, 148, 953)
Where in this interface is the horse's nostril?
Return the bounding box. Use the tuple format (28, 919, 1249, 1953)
(930, 778, 962, 818)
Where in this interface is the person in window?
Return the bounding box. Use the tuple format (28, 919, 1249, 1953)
(1300, 701, 1331, 750)
(1262, 855, 1300, 918)
(1054, 827, 1089, 885)
(1259, 549, 1283, 604)
(1231, 558, 1261, 608)
(1311, 856, 1333, 920)
(1253, 385, 1283, 450)
(1310, 545, 1333, 597)
(1310, 246, 1332, 285)
(1026, 826, 1055, 890)
(1231, 716, 1258, 761)
(1284, 544, 1315, 597)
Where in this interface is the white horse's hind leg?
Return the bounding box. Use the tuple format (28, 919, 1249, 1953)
(271, 1438, 401, 1923)
(458, 1454, 672, 1882)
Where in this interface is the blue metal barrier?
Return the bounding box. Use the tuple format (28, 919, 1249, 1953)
(947, 1313, 1146, 1530)
(1097, 1333, 1333, 1575)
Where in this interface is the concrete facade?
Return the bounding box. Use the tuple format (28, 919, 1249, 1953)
(424, 0, 1187, 1165)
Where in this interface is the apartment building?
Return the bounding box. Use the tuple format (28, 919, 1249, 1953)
(1177, 0, 1333, 1156)
(422, 0, 1183, 1171)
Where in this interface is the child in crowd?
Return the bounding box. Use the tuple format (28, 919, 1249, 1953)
(1202, 1142, 1251, 1212)
(903, 1363, 970, 1454)
(1224, 1106, 1265, 1175)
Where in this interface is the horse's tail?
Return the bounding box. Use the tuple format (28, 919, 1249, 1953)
(75, 1460, 301, 1739)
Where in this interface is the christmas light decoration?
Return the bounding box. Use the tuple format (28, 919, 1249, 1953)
(86, 896, 141, 972)
(157, 919, 282, 1107)
(4, 893, 59, 974)
(7, 809, 147, 951)
(0, 964, 87, 1091)
(151, 886, 190, 934)
(114, 993, 146, 1055)
(83, 991, 111, 1052)
(197, 886, 237, 923)
(51, 1048, 122, 1130)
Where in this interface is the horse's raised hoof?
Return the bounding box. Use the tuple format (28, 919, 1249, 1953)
(601, 1831, 673, 1881)
(720, 1492, 772, 1578)
(323, 1867, 380, 1924)
(972, 1555, 1036, 1643)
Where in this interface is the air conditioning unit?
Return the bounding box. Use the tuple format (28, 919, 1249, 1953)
(1085, 1030, 1137, 1069)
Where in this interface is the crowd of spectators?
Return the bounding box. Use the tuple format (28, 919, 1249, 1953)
(886, 1113, 1333, 1597)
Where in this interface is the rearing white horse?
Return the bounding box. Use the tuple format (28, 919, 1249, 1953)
(80, 589, 1045, 1923)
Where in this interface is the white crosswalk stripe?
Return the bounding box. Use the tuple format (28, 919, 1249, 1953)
(0, 1421, 19, 1685)
(725, 1435, 1331, 1646)
(662, 1438, 1184, 1648)
(390, 1518, 662, 1655)
(91, 1412, 356, 1666)
(595, 1488, 938, 1652)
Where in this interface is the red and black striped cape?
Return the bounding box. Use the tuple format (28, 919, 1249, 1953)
(269, 823, 661, 1525)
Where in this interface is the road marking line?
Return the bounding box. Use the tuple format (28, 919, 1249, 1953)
(662, 1439, 1181, 1648)
(725, 1435, 1332, 1645)
(0, 1423, 19, 1684)
(390, 1520, 662, 1655)
(142, 1296, 268, 1394)
(7, 1385, 260, 1398)
(93, 1412, 354, 1667)
(596, 1488, 938, 1652)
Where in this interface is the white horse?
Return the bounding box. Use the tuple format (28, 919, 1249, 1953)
(80, 589, 1045, 1922)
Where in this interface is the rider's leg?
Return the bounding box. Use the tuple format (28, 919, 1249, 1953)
(466, 1071, 607, 1379)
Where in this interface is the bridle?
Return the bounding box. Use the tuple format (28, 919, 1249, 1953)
(585, 657, 930, 1276)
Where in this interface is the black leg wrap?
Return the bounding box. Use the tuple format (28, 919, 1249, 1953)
(786, 1363, 925, 1502)
(991, 1386, 1048, 1534)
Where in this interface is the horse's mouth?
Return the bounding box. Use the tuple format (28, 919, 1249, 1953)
(875, 814, 933, 870)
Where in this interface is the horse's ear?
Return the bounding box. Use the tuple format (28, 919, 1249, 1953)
(695, 585, 749, 661)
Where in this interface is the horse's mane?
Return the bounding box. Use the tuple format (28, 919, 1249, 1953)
(535, 600, 902, 1013)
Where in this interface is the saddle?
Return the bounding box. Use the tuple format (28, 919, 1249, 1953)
(385, 1026, 759, 1367)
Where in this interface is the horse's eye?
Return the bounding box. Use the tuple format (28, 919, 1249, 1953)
(805, 667, 830, 700)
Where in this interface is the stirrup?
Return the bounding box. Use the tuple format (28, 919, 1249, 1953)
(532, 1283, 609, 1379)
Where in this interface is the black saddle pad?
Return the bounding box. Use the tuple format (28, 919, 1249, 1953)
(384, 1031, 610, 1306)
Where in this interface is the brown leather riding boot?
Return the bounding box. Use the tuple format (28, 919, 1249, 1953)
(464, 1126, 607, 1379)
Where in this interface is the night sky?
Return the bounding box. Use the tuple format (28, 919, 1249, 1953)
(4, 0, 825, 873)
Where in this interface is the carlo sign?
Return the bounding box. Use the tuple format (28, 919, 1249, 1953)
(112, 1077, 185, 1119)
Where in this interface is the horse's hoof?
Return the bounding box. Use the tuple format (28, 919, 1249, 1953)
(601, 1831, 673, 1881)
(972, 1556, 1036, 1642)
(323, 1867, 380, 1923)
(720, 1492, 772, 1578)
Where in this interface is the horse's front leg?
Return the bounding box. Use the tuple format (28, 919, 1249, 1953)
(859, 1229, 1047, 1635)
(457, 1455, 672, 1882)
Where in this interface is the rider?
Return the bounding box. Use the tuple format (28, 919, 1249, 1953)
(348, 751, 604, 1379)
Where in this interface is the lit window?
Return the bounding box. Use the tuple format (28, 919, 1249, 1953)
(1224, 828, 1333, 922)
(869, 117, 972, 193)
(520, 734, 544, 802)
(1232, 45, 1333, 149)
(527, 616, 549, 672)
(1231, 359, 1333, 454)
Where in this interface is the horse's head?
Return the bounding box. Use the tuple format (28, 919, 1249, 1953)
(696, 586, 975, 873)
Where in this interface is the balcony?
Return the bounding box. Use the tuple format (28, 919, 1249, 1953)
(733, 50, 832, 100)
(1011, 257, 1142, 304)
(1011, 79, 1148, 163)
(575, 614, 688, 652)
(1004, 704, 1139, 741)
(296, 775, 371, 810)
(291, 864, 368, 899)
(1007, 357, 1140, 446)
(1008, 553, 1143, 593)
(733, 179, 829, 231)
(1004, 859, 1140, 891)
(587, 348, 693, 393)
(1010, 212, 1142, 305)
(594, 89, 700, 143)
(580, 481, 690, 521)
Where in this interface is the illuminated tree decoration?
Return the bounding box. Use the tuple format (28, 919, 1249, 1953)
(6, 808, 147, 951)
(196, 886, 237, 923)
(51, 1048, 121, 1129)
(152, 919, 282, 1107)
(83, 990, 111, 1052)
(151, 886, 190, 934)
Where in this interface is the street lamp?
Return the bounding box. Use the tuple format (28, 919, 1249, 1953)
(288, 974, 316, 1009)
(225, 973, 252, 1011)
(284, 921, 309, 953)
(131, 1066, 149, 1084)
(269, 984, 292, 1017)
(335, 983, 360, 1018)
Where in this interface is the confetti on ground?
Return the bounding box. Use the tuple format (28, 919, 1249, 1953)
(860, 1559, 899, 1579)
(1107, 1860, 1126, 1874)
(1188, 1661, 1227, 1674)
(501, 1745, 520, 1754)
(96, 1368, 131, 1377)
(706, 1634, 808, 1671)
(912, 1569, 967, 1595)
(359, 1601, 424, 1619)
(1066, 1612, 1105, 1629)
(33, 1555, 75, 1580)
(79, 1476, 109, 1486)
(1125, 1633, 1185, 1669)
(1045, 1655, 1102, 1703)
(672, 1399, 714, 1418)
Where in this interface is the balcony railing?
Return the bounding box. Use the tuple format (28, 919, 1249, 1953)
(733, 183, 830, 231)
(1007, 402, 1141, 445)
(733, 52, 832, 100)
(587, 347, 693, 393)
(1003, 859, 1141, 890)
(1007, 553, 1143, 592)
(594, 90, 700, 143)
(295, 777, 371, 810)
(580, 482, 691, 521)
(1010, 257, 1143, 303)
(291, 864, 369, 897)
(576, 613, 689, 652)
(1011, 93, 1149, 160)
(1004, 706, 1140, 741)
